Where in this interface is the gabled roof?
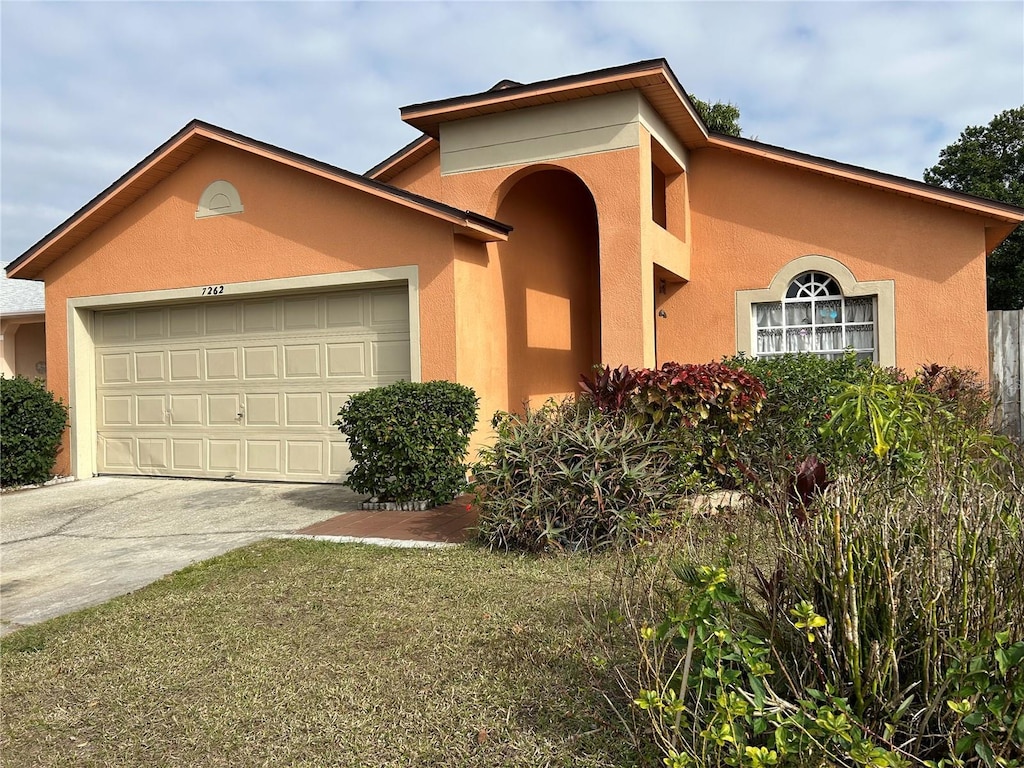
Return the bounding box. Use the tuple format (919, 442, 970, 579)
(379, 58, 1024, 242)
(6, 120, 511, 281)
(400, 58, 709, 147)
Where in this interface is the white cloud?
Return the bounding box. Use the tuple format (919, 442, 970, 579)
(2, 0, 1021, 262)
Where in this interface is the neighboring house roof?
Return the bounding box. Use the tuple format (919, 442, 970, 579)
(0, 272, 45, 318)
(6, 120, 512, 281)
(376, 59, 1024, 236)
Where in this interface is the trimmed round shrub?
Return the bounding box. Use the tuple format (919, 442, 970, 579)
(334, 380, 478, 506)
(1, 375, 69, 488)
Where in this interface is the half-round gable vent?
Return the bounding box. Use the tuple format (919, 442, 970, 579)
(196, 180, 244, 219)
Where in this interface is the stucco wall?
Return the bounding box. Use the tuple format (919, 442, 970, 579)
(387, 147, 443, 200)
(1, 318, 46, 380)
(40, 143, 468, 475)
(14, 322, 47, 379)
(663, 147, 989, 375)
(440, 148, 648, 370)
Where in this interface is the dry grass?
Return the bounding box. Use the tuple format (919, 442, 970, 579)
(1, 540, 648, 767)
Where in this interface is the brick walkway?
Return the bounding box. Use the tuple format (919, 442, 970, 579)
(295, 494, 478, 544)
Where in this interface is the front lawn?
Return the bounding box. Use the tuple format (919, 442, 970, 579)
(1, 540, 647, 767)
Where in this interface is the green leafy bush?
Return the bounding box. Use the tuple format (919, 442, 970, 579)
(473, 399, 704, 552)
(724, 352, 875, 469)
(1, 375, 69, 488)
(334, 380, 478, 506)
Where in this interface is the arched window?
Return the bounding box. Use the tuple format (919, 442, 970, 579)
(752, 270, 876, 361)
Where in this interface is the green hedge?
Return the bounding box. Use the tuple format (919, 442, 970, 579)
(1, 375, 69, 488)
(334, 381, 478, 506)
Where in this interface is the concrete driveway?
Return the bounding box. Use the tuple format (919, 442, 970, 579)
(0, 476, 363, 635)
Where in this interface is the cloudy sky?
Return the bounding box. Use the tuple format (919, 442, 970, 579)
(2, 1, 1022, 265)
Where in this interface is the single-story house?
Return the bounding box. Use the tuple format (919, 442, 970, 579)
(0, 273, 46, 381)
(6, 59, 1024, 484)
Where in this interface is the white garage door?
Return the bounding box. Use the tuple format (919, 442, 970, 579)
(94, 286, 410, 482)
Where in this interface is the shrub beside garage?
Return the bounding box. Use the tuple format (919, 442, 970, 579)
(1, 375, 69, 488)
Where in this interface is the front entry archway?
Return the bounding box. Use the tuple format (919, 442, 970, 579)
(496, 169, 600, 409)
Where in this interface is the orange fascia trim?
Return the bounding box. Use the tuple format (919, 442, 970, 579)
(7, 121, 509, 280)
(708, 135, 1024, 227)
(365, 133, 438, 182)
(400, 59, 710, 147)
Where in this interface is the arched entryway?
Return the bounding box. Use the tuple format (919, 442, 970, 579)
(496, 168, 600, 409)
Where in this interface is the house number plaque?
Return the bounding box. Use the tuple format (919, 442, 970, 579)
(201, 285, 226, 296)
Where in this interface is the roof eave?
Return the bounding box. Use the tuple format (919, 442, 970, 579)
(707, 134, 1024, 225)
(365, 133, 438, 181)
(399, 58, 710, 148)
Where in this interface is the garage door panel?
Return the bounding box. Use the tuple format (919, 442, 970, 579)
(243, 300, 278, 333)
(136, 395, 166, 425)
(206, 348, 239, 380)
(246, 440, 281, 473)
(246, 393, 280, 426)
(99, 312, 132, 344)
(286, 441, 324, 475)
(209, 439, 242, 473)
(373, 339, 411, 376)
(135, 309, 165, 340)
(169, 395, 202, 425)
(101, 437, 135, 470)
(138, 438, 169, 469)
(329, 442, 353, 476)
(326, 294, 363, 328)
(285, 392, 322, 427)
(135, 351, 166, 382)
(326, 342, 365, 377)
(284, 344, 320, 378)
(284, 297, 319, 330)
(101, 353, 132, 384)
(209, 394, 242, 425)
(170, 349, 202, 381)
(102, 395, 133, 426)
(171, 439, 204, 471)
(370, 291, 410, 325)
(243, 346, 278, 379)
(169, 305, 202, 337)
(205, 303, 239, 335)
(95, 286, 410, 482)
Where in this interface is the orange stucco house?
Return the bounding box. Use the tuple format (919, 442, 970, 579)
(7, 59, 1023, 484)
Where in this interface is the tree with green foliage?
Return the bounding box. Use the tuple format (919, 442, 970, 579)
(691, 96, 742, 137)
(924, 106, 1024, 309)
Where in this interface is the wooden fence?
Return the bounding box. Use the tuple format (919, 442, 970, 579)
(989, 309, 1023, 441)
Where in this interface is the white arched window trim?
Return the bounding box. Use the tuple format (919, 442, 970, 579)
(196, 180, 244, 219)
(734, 255, 895, 366)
